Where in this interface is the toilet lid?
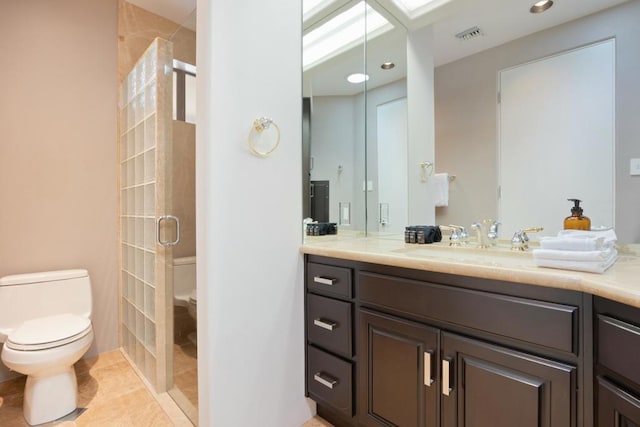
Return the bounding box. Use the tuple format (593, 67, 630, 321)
(189, 289, 197, 303)
(6, 313, 92, 351)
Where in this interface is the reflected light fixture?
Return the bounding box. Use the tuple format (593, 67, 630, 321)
(303, 1, 393, 70)
(530, 0, 553, 13)
(381, 62, 395, 70)
(390, 0, 452, 19)
(347, 73, 369, 84)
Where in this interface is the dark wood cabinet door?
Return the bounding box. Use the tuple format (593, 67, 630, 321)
(597, 377, 640, 427)
(359, 309, 439, 427)
(441, 332, 576, 427)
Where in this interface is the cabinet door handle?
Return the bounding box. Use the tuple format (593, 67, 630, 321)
(313, 318, 338, 331)
(424, 351, 434, 386)
(314, 372, 338, 389)
(442, 357, 453, 396)
(313, 276, 336, 286)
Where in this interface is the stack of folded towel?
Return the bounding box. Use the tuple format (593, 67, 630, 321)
(533, 229, 618, 274)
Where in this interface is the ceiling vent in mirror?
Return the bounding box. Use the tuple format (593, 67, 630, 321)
(455, 26, 483, 41)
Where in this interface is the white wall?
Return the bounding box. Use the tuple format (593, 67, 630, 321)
(196, 0, 313, 426)
(310, 96, 357, 227)
(407, 25, 436, 226)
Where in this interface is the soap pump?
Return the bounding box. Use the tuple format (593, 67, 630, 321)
(564, 198, 591, 230)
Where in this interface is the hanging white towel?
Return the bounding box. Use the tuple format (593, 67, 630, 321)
(432, 173, 449, 207)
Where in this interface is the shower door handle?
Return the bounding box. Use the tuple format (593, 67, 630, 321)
(157, 215, 180, 246)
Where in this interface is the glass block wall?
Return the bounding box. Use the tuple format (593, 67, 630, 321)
(119, 38, 173, 390)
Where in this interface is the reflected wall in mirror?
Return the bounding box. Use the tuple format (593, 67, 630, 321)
(303, 0, 640, 243)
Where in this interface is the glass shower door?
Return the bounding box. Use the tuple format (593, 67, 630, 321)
(119, 37, 175, 393)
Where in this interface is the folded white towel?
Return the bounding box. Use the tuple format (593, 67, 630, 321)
(558, 229, 617, 243)
(540, 229, 617, 251)
(533, 250, 618, 274)
(432, 173, 449, 207)
(532, 247, 617, 262)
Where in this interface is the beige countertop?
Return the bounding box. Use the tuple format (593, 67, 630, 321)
(301, 233, 640, 308)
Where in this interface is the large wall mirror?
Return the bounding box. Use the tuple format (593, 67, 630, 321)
(303, 0, 640, 243)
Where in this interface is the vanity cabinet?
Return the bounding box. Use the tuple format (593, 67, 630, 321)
(305, 261, 357, 424)
(358, 276, 576, 427)
(305, 255, 586, 427)
(358, 309, 439, 427)
(595, 297, 640, 426)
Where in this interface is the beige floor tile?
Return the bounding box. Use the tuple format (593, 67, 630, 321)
(302, 415, 335, 427)
(74, 349, 125, 375)
(0, 349, 177, 427)
(75, 388, 172, 427)
(76, 358, 145, 407)
(0, 375, 26, 398)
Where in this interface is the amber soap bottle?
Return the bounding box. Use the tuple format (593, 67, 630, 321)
(564, 199, 591, 230)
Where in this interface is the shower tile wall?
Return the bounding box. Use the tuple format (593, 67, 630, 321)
(119, 38, 173, 391)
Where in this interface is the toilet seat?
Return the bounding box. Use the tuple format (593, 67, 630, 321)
(6, 313, 92, 351)
(189, 289, 197, 304)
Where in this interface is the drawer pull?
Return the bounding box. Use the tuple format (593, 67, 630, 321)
(314, 372, 338, 389)
(442, 357, 453, 396)
(314, 276, 336, 286)
(314, 318, 338, 331)
(424, 351, 433, 386)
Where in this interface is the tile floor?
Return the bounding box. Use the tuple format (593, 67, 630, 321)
(0, 349, 331, 426)
(0, 350, 181, 426)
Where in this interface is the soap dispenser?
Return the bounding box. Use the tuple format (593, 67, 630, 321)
(564, 199, 591, 230)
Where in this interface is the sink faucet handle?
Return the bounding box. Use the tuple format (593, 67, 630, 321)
(487, 221, 501, 244)
(441, 224, 467, 246)
(521, 227, 543, 234)
(511, 227, 544, 251)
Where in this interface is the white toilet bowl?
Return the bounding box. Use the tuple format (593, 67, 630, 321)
(0, 270, 94, 426)
(188, 289, 197, 321)
(187, 289, 197, 346)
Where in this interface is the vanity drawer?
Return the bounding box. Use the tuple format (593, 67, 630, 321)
(307, 262, 353, 298)
(359, 271, 578, 354)
(307, 345, 353, 417)
(597, 314, 640, 385)
(307, 294, 353, 357)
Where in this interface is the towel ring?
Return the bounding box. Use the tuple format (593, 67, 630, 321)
(420, 161, 433, 182)
(248, 117, 281, 158)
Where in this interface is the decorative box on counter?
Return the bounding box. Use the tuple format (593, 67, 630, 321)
(306, 222, 338, 236)
(404, 225, 442, 244)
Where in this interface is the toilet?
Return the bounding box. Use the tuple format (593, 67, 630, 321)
(187, 289, 197, 345)
(0, 269, 94, 426)
(173, 256, 197, 345)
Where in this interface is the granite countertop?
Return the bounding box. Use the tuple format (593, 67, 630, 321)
(300, 233, 640, 308)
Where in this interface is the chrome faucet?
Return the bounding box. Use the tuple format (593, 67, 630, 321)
(511, 227, 544, 251)
(441, 225, 469, 246)
(471, 219, 500, 248)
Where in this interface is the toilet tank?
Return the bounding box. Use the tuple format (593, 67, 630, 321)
(0, 269, 92, 342)
(173, 256, 196, 306)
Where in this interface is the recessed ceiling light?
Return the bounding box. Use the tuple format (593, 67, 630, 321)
(347, 73, 369, 84)
(381, 62, 395, 70)
(530, 0, 553, 13)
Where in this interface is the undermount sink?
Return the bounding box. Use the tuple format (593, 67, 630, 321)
(391, 240, 536, 267)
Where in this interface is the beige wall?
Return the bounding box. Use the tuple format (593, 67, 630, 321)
(435, 0, 640, 243)
(172, 121, 196, 259)
(118, 1, 197, 260)
(0, 0, 118, 381)
(118, 0, 196, 82)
